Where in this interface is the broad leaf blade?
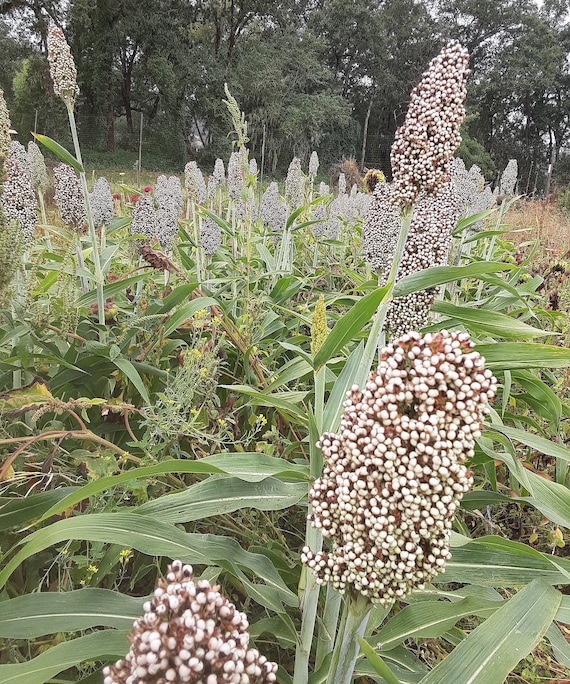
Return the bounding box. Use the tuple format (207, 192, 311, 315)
(313, 286, 389, 370)
(136, 477, 307, 522)
(417, 580, 561, 684)
(0, 589, 141, 638)
(0, 630, 128, 684)
(33, 133, 84, 173)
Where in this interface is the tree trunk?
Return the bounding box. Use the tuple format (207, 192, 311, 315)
(360, 99, 373, 171)
(106, 104, 115, 152)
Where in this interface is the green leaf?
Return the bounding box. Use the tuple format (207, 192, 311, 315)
(417, 580, 561, 684)
(77, 273, 151, 307)
(135, 477, 307, 522)
(432, 302, 548, 340)
(489, 424, 570, 464)
(163, 297, 219, 335)
(33, 133, 84, 173)
(375, 597, 502, 652)
(393, 262, 513, 298)
(313, 286, 390, 370)
(0, 488, 80, 529)
(224, 385, 309, 425)
(0, 629, 128, 684)
(0, 513, 296, 610)
(0, 589, 142, 638)
(545, 623, 570, 668)
(444, 536, 570, 586)
(36, 455, 308, 523)
(359, 636, 401, 684)
(322, 341, 364, 432)
(112, 357, 150, 404)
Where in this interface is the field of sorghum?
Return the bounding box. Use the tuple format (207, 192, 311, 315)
(2, 26, 570, 684)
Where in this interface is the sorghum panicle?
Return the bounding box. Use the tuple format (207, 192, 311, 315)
(27, 141, 50, 195)
(302, 331, 496, 605)
(53, 163, 86, 229)
(309, 151, 319, 178)
(103, 560, 278, 684)
(2, 158, 38, 241)
(385, 182, 461, 338)
(311, 294, 328, 357)
(47, 23, 80, 104)
(131, 193, 158, 244)
(200, 216, 222, 256)
(391, 42, 469, 207)
(284, 157, 305, 210)
(362, 182, 400, 273)
(227, 151, 244, 201)
(259, 182, 286, 234)
(90, 177, 114, 227)
(0, 88, 11, 164)
(499, 159, 518, 197)
(185, 162, 207, 205)
(8, 141, 30, 176)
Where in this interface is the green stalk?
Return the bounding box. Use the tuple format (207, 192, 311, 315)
(366, 208, 413, 358)
(293, 359, 326, 684)
(191, 202, 202, 285)
(315, 584, 342, 668)
(325, 592, 372, 684)
(65, 101, 105, 329)
(37, 193, 53, 252)
(475, 198, 507, 300)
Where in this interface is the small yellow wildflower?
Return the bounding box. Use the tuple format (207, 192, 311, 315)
(119, 549, 133, 565)
(257, 414, 267, 426)
(88, 564, 99, 574)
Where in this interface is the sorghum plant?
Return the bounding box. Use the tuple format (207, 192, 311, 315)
(362, 41, 469, 342)
(103, 560, 278, 684)
(46, 21, 106, 326)
(304, 330, 496, 680)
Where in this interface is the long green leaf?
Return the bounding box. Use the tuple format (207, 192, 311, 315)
(36, 455, 308, 523)
(489, 424, 570, 463)
(136, 477, 307, 522)
(432, 302, 548, 340)
(0, 488, 79, 529)
(77, 273, 151, 307)
(358, 636, 401, 684)
(225, 385, 309, 424)
(33, 133, 84, 173)
(393, 262, 513, 298)
(417, 580, 561, 684)
(0, 513, 296, 610)
(0, 629, 128, 684)
(375, 596, 502, 652)
(474, 342, 570, 370)
(163, 297, 219, 335)
(444, 536, 570, 586)
(0, 589, 141, 638)
(313, 286, 389, 370)
(112, 357, 150, 404)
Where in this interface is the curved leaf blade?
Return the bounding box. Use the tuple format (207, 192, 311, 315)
(417, 580, 561, 684)
(33, 133, 84, 173)
(0, 588, 141, 638)
(0, 629, 128, 684)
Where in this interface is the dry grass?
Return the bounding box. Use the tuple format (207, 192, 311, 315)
(505, 198, 570, 255)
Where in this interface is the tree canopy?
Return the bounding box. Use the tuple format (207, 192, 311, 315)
(1, 0, 569, 185)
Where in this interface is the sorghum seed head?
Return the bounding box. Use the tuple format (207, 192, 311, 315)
(391, 41, 469, 207)
(303, 331, 496, 605)
(102, 560, 278, 683)
(47, 23, 80, 104)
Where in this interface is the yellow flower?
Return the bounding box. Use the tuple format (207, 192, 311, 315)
(119, 549, 133, 565)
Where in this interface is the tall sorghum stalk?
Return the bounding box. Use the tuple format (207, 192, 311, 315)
(47, 23, 106, 329)
(296, 42, 472, 684)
